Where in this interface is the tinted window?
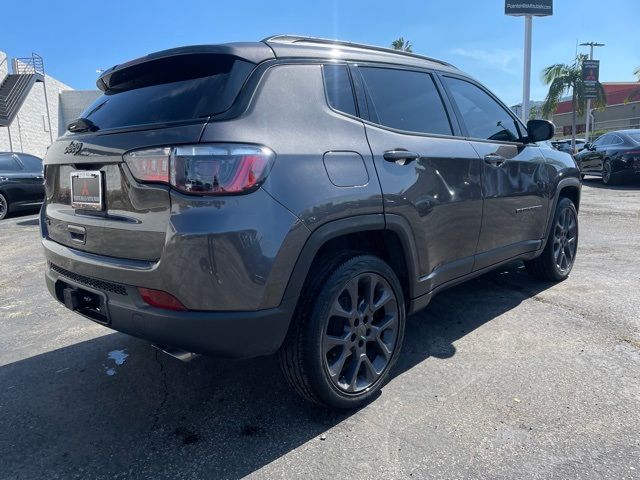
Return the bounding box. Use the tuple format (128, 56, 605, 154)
(609, 134, 624, 145)
(0, 154, 22, 172)
(16, 154, 42, 172)
(627, 132, 640, 143)
(323, 65, 357, 117)
(444, 77, 521, 142)
(593, 134, 609, 146)
(79, 55, 253, 131)
(359, 67, 452, 135)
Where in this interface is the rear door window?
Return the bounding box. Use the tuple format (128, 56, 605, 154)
(16, 154, 43, 172)
(78, 54, 254, 131)
(443, 76, 522, 142)
(358, 67, 452, 135)
(323, 64, 357, 117)
(0, 154, 23, 172)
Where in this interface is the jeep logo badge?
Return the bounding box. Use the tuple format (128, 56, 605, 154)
(64, 141, 83, 155)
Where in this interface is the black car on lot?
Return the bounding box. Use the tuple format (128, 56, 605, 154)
(41, 36, 580, 408)
(574, 129, 640, 184)
(552, 139, 586, 155)
(0, 152, 45, 220)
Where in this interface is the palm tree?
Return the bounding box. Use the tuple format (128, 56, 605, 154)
(541, 54, 606, 151)
(391, 37, 413, 52)
(635, 67, 640, 80)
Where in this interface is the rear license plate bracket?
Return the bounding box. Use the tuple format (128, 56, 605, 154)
(70, 170, 103, 210)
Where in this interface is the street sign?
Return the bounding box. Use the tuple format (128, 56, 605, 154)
(505, 0, 553, 16)
(582, 59, 600, 99)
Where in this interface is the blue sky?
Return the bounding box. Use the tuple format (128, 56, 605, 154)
(1, 0, 638, 106)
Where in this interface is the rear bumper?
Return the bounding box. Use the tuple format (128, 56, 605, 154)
(45, 264, 294, 358)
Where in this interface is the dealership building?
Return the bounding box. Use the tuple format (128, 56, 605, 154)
(551, 82, 640, 139)
(0, 50, 100, 158)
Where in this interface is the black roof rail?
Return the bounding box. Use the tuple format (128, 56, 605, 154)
(262, 34, 456, 69)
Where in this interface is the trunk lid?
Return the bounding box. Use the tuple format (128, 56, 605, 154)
(43, 125, 204, 261)
(43, 49, 262, 261)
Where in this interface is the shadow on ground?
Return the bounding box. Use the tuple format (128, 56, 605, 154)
(0, 263, 553, 479)
(582, 176, 640, 190)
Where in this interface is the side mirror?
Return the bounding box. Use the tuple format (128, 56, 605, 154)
(526, 119, 555, 143)
(584, 143, 594, 151)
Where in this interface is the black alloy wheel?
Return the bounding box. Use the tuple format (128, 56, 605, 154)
(322, 272, 399, 393)
(552, 205, 578, 275)
(0, 193, 8, 220)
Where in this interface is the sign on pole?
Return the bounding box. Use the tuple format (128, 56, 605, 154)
(505, 1, 553, 16)
(506, 1, 553, 121)
(582, 59, 600, 99)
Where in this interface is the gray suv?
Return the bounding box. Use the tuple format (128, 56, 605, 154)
(41, 36, 581, 408)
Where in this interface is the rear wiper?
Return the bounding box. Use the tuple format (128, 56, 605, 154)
(67, 117, 99, 133)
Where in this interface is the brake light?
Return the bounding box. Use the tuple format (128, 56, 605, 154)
(124, 144, 275, 195)
(138, 287, 187, 311)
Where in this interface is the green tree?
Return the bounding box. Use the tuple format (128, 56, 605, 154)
(541, 54, 606, 150)
(391, 37, 413, 52)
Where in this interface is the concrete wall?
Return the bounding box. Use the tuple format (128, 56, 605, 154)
(552, 101, 640, 138)
(58, 90, 101, 136)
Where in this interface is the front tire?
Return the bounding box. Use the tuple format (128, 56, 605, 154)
(525, 197, 578, 281)
(279, 254, 405, 409)
(0, 193, 9, 220)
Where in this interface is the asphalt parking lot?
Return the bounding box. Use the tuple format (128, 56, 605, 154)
(1, 178, 639, 480)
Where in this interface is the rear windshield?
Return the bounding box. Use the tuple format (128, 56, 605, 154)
(78, 54, 253, 131)
(627, 132, 640, 143)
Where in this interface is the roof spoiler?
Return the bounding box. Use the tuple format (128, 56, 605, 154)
(96, 43, 275, 91)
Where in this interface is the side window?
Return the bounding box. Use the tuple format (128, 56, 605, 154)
(323, 64, 357, 117)
(0, 154, 23, 172)
(609, 134, 624, 145)
(443, 76, 521, 142)
(593, 134, 609, 147)
(17, 154, 43, 172)
(358, 67, 452, 135)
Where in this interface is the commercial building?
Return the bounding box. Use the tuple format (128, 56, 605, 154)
(0, 50, 100, 158)
(551, 82, 640, 139)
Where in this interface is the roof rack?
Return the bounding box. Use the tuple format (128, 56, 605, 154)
(262, 35, 456, 69)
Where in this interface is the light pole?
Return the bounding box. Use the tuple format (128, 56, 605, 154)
(522, 15, 533, 122)
(579, 42, 604, 142)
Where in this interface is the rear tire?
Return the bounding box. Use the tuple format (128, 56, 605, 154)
(0, 193, 8, 220)
(279, 254, 405, 409)
(602, 159, 617, 185)
(525, 197, 578, 282)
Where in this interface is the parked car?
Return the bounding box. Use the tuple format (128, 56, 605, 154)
(0, 152, 44, 220)
(574, 129, 640, 184)
(552, 139, 586, 155)
(41, 36, 581, 408)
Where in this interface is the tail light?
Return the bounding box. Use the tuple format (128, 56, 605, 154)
(124, 144, 275, 195)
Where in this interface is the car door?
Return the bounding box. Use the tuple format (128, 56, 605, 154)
(440, 75, 550, 270)
(355, 65, 483, 294)
(0, 153, 35, 207)
(582, 134, 609, 173)
(15, 153, 45, 202)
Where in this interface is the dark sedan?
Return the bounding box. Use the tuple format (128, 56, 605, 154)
(0, 152, 45, 220)
(575, 130, 640, 185)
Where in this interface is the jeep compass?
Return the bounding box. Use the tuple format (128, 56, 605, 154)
(41, 35, 581, 408)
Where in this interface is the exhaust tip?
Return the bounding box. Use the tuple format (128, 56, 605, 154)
(152, 344, 199, 362)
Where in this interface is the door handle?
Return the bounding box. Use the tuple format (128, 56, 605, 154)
(383, 150, 420, 165)
(484, 154, 507, 167)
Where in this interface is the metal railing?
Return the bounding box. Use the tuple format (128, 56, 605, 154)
(13, 53, 45, 75)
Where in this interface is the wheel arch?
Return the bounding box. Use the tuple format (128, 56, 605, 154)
(540, 177, 581, 250)
(281, 214, 420, 310)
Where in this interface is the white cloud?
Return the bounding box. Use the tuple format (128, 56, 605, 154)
(449, 47, 521, 75)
